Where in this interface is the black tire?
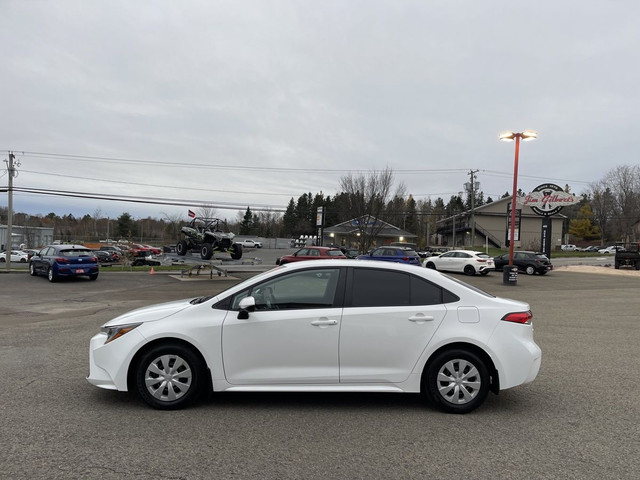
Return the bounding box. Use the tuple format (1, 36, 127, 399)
(464, 265, 476, 276)
(230, 243, 243, 260)
(424, 349, 490, 414)
(176, 240, 189, 256)
(89, 273, 99, 281)
(539, 270, 548, 275)
(47, 267, 57, 283)
(200, 243, 213, 260)
(480, 270, 489, 276)
(0, 258, 5, 263)
(636, 262, 640, 271)
(426, 262, 436, 270)
(135, 343, 205, 410)
(29, 263, 37, 276)
(525, 265, 536, 275)
(20, 258, 26, 263)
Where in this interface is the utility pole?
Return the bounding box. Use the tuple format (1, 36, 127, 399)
(467, 169, 479, 249)
(5, 152, 16, 272)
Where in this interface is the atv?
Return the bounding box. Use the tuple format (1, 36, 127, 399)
(176, 217, 243, 260)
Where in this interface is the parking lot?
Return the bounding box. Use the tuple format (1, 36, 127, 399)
(1, 263, 639, 479)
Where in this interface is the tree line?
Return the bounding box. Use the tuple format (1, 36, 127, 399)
(2, 164, 638, 249)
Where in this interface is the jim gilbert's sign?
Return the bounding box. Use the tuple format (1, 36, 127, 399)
(523, 183, 575, 216)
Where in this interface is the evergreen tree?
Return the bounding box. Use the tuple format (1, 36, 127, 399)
(240, 207, 253, 235)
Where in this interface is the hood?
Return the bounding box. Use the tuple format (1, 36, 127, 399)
(103, 298, 194, 327)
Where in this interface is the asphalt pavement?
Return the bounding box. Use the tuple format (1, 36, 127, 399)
(1, 259, 639, 479)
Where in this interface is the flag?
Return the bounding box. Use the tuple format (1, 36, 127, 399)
(188, 209, 196, 218)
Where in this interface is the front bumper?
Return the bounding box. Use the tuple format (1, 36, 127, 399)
(87, 329, 146, 391)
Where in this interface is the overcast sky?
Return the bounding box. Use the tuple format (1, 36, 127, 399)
(1, 0, 638, 222)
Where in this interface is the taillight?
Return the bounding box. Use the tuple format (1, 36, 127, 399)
(55, 257, 68, 264)
(502, 311, 533, 324)
(402, 257, 409, 261)
(477, 259, 486, 263)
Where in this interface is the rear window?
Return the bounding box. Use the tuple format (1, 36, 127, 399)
(59, 249, 93, 257)
(327, 250, 344, 256)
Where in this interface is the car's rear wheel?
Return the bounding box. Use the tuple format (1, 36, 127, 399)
(135, 343, 205, 410)
(29, 263, 37, 276)
(176, 240, 189, 256)
(89, 273, 98, 281)
(426, 262, 436, 270)
(424, 349, 490, 414)
(464, 265, 476, 276)
(200, 243, 213, 260)
(47, 267, 57, 282)
(525, 265, 536, 275)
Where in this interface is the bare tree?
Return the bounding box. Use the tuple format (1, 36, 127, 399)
(197, 205, 218, 219)
(594, 165, 640, 242)
(339, 167, 403, 251)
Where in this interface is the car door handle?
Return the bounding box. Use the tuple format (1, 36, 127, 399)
(311, 319, 338, 327)
(409, 314, 435, 323)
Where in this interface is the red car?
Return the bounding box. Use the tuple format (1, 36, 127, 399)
(276, 246, 346, 265)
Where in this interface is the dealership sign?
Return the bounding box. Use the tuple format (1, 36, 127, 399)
(523, 183, 576, 216)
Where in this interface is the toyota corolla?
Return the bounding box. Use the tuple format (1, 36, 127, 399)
(88, 260, 541, 414)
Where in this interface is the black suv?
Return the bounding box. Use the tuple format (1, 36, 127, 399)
(494, 251, 552, 275)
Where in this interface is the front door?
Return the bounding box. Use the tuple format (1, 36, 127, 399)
(222, 267, 343, 384)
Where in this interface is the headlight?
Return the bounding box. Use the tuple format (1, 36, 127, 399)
(100, 323, 142, 344)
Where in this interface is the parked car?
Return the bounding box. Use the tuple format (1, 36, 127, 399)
(494, 251, 553, 275)
(341, 248, 361, 259)
(128, 248, 161, 266)
(560, 244, 577, 251)
(276, 246, 346, 265)
(599, 246, 624, 254)
(356, 246, 421, 266)
(235, 239, 263, 249)
(95, 250, 120, 266)
(29, 245, 99, 282)
(0, 250, 29, 263)
(578, 246, 600, 253)
(424, 250, 494, 276)
(87, 259, 541, 413)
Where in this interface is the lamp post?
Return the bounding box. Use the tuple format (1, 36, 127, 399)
(499, 130, 537, 284)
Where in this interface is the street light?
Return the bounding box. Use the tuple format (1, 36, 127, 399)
(500, 130, 537, 284)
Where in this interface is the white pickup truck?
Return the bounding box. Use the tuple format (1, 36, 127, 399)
(235, 239, 263, 249)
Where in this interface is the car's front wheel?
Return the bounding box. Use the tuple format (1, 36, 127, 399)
(424, 349, 490, 414)
(29, 263, 37, 276)
(135, 343, 205, 410)
(200, 243, 214, 260)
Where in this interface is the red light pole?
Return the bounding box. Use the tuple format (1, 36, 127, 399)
(499, 130, 537, 284)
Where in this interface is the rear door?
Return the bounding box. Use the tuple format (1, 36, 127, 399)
(339, 267, 448, 383)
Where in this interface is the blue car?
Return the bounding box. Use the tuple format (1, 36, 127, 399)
(29, 244, 99, 282)
(357, 246, 422, 266)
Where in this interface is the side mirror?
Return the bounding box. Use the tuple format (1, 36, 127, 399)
(237, 296, 256, 320)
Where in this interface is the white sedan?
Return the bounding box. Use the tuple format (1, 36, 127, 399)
(88, 259, 541, 414)
(0, 250, 29, 263)
(424, 250, 495, 276)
